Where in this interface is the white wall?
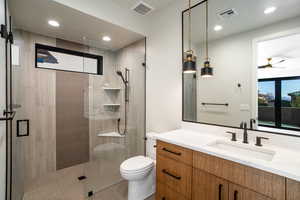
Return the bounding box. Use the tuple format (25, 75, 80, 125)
(145, 1, 187, 132)
(0, 0, 6, 197)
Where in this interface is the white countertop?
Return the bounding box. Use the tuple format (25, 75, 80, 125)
(154, 129, 300, 182)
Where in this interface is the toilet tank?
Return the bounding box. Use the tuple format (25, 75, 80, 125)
(146, 132, 157, 160)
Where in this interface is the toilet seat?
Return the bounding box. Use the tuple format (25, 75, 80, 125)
(120, 156, 154, 174)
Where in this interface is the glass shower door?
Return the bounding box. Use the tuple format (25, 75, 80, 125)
(83, 39, 146, 199)
(10, 26, 146, 200)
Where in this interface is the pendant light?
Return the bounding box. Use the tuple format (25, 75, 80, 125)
(201, 0, 213, 77)
(183, 0, 196, 74)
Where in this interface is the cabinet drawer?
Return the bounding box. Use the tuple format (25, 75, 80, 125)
(193, 151, 245, 185)
(157, 140, 192, 165)
(157, 155, 192, 198)
(156, 182, 189, 200)
(193, 151, 285, 200)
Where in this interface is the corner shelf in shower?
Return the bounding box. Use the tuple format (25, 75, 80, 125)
(97, 132, 125, 137)
(103, 87, 121, 91)
(103, 104, 121, 107)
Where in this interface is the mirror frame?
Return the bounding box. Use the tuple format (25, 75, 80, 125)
(181, 0, 300, 138)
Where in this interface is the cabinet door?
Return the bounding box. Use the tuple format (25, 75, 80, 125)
(192, 169, 228, 200)
(229, 183, 272, 200)
(286, 179, 300, 200)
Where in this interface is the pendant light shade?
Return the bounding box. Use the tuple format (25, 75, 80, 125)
(201, 60, 213, 77)
(183, 0, 197, 74)
(183, 51, 196, 73)
(201, 0, 214, 77)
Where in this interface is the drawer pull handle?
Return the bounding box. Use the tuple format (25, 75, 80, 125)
(162, 198, 166, 200)
(162, 169, 181, 180)
(218, 184, 223, 200)
(162, 147, 182, 156)
(234, 190, 238, 200)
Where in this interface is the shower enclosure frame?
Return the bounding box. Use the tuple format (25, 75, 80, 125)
(2, 4, 148, 196)
(0, 0, 15, 199)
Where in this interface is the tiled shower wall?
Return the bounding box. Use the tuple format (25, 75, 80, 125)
(12, 29, 145, 200)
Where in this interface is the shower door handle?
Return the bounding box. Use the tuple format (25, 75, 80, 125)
(0, 110, 16, 121)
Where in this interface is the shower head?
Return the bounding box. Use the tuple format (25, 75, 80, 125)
(116, 70, 127, 84)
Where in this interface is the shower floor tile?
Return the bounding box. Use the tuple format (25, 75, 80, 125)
(23, 179, 155, 200)
(90, 180, 155, 200)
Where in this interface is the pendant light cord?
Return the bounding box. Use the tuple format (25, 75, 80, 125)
(188, 0, 192, 52)
(205, 0, 209, 60)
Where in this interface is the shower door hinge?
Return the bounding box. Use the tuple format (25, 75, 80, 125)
(0, 24, 13, 44)
(0, 24, 8, 40)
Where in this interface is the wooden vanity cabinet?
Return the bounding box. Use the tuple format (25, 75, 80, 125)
(156, 140, 297, 200)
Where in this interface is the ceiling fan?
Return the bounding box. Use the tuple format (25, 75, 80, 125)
(258, 57, 286, 69)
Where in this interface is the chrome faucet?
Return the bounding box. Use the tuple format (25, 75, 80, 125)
(240, 122, 248, 144)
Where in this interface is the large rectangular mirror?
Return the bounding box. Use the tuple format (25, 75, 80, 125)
(182, 0, 300, 136)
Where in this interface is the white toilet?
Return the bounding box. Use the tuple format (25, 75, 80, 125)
(120, 132, 157, 200)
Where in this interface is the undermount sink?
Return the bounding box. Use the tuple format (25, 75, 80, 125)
(208, 140, 276, 161)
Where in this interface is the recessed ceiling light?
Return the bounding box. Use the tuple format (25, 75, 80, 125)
(214, 25, 223, 31)
(102, 36, 111, 42)
(48, 20, 60, 27)
(264, 7, 277, 14)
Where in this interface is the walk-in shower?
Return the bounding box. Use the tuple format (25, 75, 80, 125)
(7, 0, 146, 199)
(116, 68, 129, 135)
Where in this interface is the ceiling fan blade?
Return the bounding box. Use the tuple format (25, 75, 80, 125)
(272, 59, 286, 65)
(258, 64, 271, 69)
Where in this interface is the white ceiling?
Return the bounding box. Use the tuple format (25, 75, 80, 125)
(258, 33, 300, 79)
(9, 0, 145, 51)
(184, 0, 300, 44)
(111, 0, 175, 13)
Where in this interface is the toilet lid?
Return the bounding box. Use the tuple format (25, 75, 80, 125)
(121, 156, 154, 172)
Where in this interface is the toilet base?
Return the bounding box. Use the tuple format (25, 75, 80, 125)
(127, 169, 155, 200)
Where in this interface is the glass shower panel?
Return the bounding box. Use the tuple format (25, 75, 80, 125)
(84, 39, 146, 198)
(10, 28, 146, 200)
